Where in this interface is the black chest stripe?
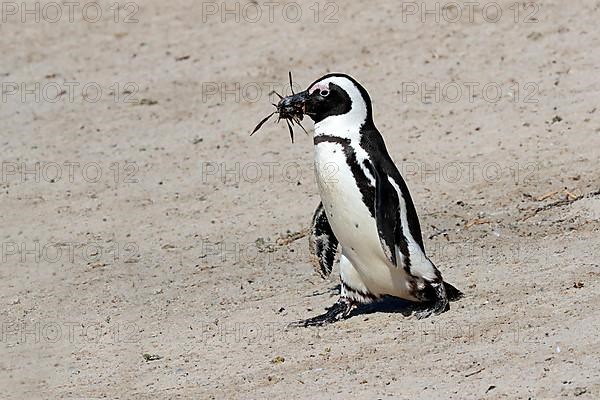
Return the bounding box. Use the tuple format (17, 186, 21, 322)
(314, 135, 350, 147)
(314, 135, 376, 218)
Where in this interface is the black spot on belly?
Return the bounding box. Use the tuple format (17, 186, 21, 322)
(355, 223, 359, 228)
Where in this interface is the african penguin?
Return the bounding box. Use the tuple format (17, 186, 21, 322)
(286, 73, 462, 326)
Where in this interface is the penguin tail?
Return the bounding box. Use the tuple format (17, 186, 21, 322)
(444, 282, 463, 301)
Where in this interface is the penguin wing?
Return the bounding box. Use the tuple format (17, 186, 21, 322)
(309, 202, 339, 278)
(371, 162, 411, 269)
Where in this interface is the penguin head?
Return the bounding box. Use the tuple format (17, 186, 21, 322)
(283, 73, 373, 127)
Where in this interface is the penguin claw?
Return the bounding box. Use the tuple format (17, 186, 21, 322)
(413, 308, 433, 320)
(412, 281, 450, 319)
(288, 298, 355, 327)
(413, 304, 444, 319)
(412, 298, 449, 319)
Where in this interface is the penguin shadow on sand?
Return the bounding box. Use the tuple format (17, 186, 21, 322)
(352, 296, 421, 318)
(311, 284, 438, 320)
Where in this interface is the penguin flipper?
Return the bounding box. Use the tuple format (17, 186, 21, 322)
(309, 202, 339, 278)
(370, 162, 410, 269)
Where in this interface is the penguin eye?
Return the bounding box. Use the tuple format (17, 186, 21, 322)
(320, 89, 329, 97)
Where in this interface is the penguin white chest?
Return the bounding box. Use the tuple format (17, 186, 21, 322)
(313, 140, 419, 299)
(313, 142, 381, 261)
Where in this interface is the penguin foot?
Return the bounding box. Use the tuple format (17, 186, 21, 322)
(289, 297, 355, 327)
(412, 281, 449, 319)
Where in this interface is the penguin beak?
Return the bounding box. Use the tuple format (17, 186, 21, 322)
(279, 90, 310, 114)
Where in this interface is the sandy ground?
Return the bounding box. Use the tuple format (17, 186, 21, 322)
(1, 0, 600, 398)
